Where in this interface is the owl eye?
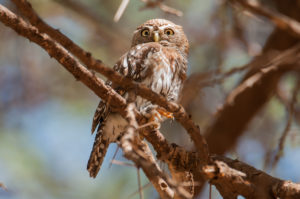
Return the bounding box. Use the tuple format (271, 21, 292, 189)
(141, 29, 150, 37)
(164, 29, 174, 35)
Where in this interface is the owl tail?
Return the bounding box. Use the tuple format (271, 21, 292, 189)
(87, 127, 110, 178)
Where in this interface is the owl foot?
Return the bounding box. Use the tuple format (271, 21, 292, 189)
(149, 112, 161, 129)
(147, 108, 173, 129)
(156, 107, 174, 120)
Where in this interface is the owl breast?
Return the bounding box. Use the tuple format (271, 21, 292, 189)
(115, 42, 186, 113)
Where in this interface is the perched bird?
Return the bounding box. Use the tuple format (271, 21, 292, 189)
(87, 19, 189, 178)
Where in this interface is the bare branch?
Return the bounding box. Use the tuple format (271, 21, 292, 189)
(273, 180, 300, 199)
(209, 155, 300, 199)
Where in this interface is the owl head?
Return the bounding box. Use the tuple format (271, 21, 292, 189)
(131, 19, 189, 56)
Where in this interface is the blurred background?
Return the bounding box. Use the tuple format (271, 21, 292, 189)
(0, 0, 299, 198)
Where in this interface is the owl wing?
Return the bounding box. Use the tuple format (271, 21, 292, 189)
(88, 82, 124, 178)
(91, 42, 164, 134)
(88, 44, 150, 178)
(91, 81, 112, 134)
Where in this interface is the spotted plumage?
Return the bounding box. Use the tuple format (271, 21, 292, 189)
(87, 19, 189, 178)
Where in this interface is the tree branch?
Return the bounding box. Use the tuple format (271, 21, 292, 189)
(208, 155, 300, 199)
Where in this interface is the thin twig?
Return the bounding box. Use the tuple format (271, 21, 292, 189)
(109, 146, 120, 168)
(209, 184, 212, 199)
(137, 121, 158, 130)
(272, 77, 300, 169)
(158, 3, 183, 17)
(180, 58, 264, 107)
(137, 168, 144, 199)
(127, 183, 152, 199)
(114, 0, 130, 22)
(110, 159, 136, 168)
(140, 0, 183, 17)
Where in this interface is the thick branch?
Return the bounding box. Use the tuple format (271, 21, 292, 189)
(207, 155, 300, 199)
(142, 126, 300, 199)
(146, 130, 300, 199)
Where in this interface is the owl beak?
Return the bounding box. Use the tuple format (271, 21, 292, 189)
(153, 32, 160, 42)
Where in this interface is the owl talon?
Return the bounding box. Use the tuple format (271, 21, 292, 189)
(156, 108, 174, 120)
(152, 122, 161, 130)
(148, 112, 162, 129)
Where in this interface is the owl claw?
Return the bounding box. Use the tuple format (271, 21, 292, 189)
(153, 122, 161, 130)
(146, 108, 173, 130)
(156, 108, 174, 120)
(148, 112, 162, 129)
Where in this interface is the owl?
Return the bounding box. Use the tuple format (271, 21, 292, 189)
(87, 19, 189, 178)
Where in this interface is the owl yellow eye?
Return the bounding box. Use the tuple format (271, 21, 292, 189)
(141, 29, 150, 37)
(164, 29, 174, 35)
